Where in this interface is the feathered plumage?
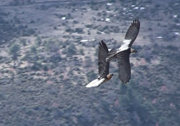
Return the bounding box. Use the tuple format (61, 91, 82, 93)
(86, 41, 113, 88)
(106, 19, 140, 84)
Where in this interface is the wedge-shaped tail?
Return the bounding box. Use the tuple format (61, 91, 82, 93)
(86, 78, 105, 88)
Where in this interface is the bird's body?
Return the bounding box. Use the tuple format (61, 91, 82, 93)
(86, 41, 113, 88)
(106, 19, 140, 84)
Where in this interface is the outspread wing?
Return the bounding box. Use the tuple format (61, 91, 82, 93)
(124, 19, 140, 48)
(117, 49, 131, 84)
(98, 40, 109, 78)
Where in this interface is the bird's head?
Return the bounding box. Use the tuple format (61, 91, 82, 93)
(107, 73, 114, 80)
(131, 48, 137, 53)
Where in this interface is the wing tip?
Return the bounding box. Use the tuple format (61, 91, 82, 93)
(132, 18, 140, 29)
(124, 18, 140, 44)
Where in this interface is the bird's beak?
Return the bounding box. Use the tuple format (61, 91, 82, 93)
(131, 49, 137, 53)
(131, 48, 137, 53)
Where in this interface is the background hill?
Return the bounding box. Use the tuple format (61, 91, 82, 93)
(0, 0, 180, 126)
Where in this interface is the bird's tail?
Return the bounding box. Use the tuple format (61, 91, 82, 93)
(86, 78, 105, 88)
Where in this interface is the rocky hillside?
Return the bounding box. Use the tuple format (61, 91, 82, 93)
(0, 0, 180, 126)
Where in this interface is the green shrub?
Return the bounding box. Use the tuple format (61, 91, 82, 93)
(30, 46, 36, 53)
(9, 43, 20, 55)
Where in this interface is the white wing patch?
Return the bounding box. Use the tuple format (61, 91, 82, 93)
(108, 49, 112, 51)
(86, 78, 105, 88)
(119, 39, 131, 52)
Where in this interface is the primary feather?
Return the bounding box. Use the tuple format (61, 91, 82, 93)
(98, 40, 110, 78)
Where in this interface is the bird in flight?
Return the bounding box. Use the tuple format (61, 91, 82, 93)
(106, 19, 140, 84)
(86, 40, 113, 88)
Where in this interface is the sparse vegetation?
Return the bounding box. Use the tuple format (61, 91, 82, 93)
(0, 0, 179, 126)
